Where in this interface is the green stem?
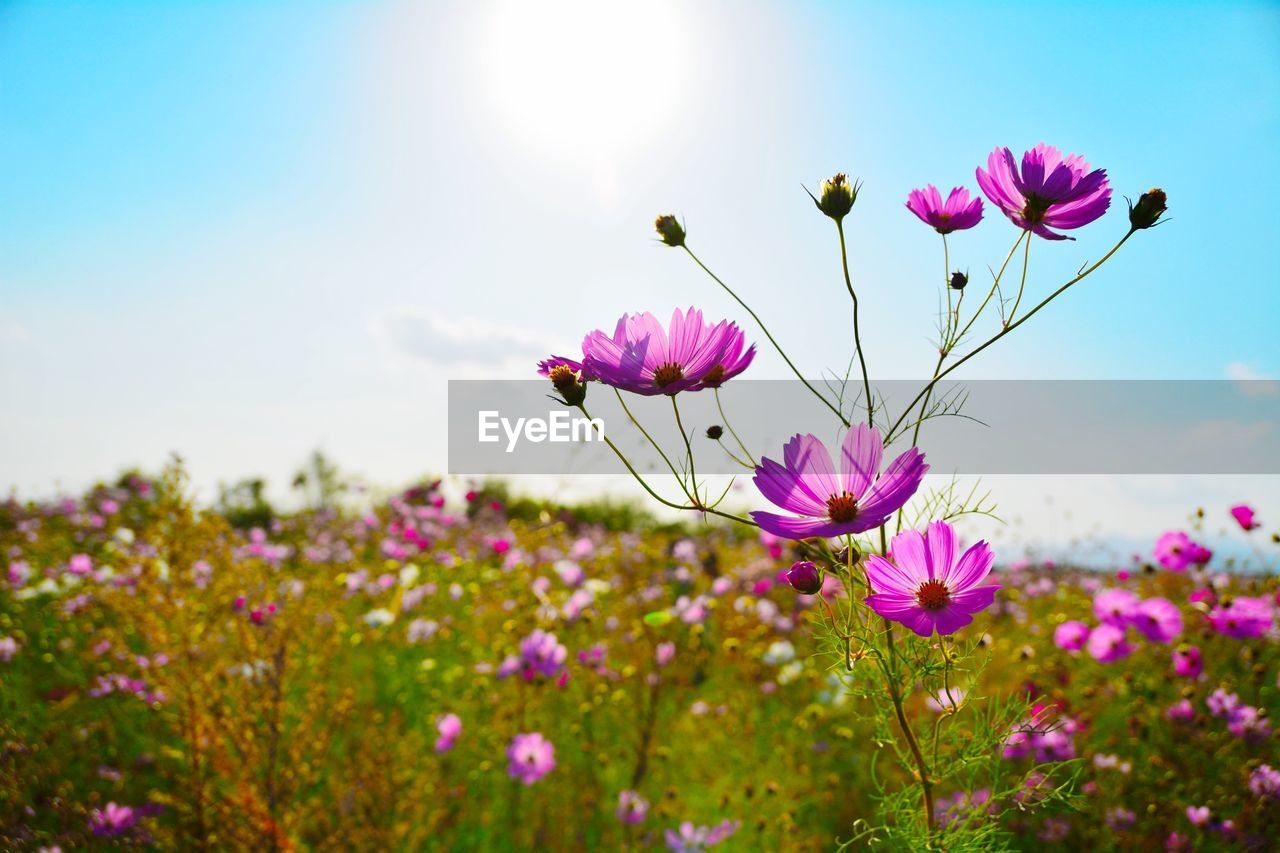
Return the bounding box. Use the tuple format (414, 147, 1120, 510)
(683, 245, 850, 426)
(949, 231, 1026, 350)
(882, 616, 935, 835)
(1005, 230, 1032, 327)
(715, 388, 757, 467)
(885, 229, 1136, 444)
(836, 220, 874, 428)
(671, 396, 701, 509)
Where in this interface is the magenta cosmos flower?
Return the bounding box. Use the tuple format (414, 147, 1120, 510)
(581, 308, 755, 396)
(905, 185, 984, 233)
(1086, 623, 1132, 663)
(435, 713, 461, 753)
(1130, 597, 1183, 643)
(1208, 596, 1274, 639)
(863, 521, 1000, 638)
(976, 143, 1111, 240)
(1053, 620, 1090, 652)
(750, 425, 927, 539)
(507, 732, 555, 785)
(1230, 503, 1259, 531)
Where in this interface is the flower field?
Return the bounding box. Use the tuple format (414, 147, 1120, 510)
(1, 470, 1276, 850)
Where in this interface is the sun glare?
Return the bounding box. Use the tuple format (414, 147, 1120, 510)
(478, 0, 691, 161)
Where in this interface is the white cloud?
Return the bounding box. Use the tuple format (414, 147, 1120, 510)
(368, 309, 568, 374)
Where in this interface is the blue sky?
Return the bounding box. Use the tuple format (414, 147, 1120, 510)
(1, 0, 1277, 553)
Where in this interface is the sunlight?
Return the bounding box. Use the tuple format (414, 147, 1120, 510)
(478, 0, 691, 160)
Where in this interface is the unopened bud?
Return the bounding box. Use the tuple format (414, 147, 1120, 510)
(1127, 188, 1167, 230)
(654, 214, 686, 247)
(705, 425, 724, 440)
(949, 271, 968, 290)
(834, 545, 861, 565)
(809, 173, 859, 222)
(786, 560, 823, 595)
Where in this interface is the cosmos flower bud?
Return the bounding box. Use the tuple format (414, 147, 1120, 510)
(654, 214, 686, 247)
(705, 425, 724, 440)
(1127, 188, 1167, 230)
(537, 356, 587, 406)
(786, 560, 823, 595)
(949, 271, 968, 290)
(810, 173, 859, 222)
(834, 545, 861, 565)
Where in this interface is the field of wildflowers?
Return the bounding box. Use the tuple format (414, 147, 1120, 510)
(1, 472, 1277, 850)
(4, 143, 1278, 852)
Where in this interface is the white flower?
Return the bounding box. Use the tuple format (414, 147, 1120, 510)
(363, 608, 396, 627)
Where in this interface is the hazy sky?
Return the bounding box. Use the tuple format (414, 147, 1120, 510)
(2, 0, 1278, 556)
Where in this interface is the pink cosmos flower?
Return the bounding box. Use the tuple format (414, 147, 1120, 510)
(1086, 624, 1132, 663)
(1249, 764, 1280, 799)
(863, 521, 1000, 638)
(750, 425, 928, 539)
(616, 790, 650, 825)
(1053, 620, 1090, 652)
(507, 732, 555, 785)
(89, 802, 137, 837)
(655, 642, 676, 667)
(905, 185, 984, 234)
(581, 308, 755, 396)
(1185, 806, 1210, 827)
(0, 636, 19, 662)
(1172, 645, 1203, 678)
(1208, 596, 1274, 638)
(1165, 699, 1195, 723)
(976, 143, 1111, 240)
(1206, 688, 1239, 718)
(1230, 503, 1259, 531)
(1093, 588, 1138, 628)
(435, 713, 461, 753)
(1130, 597, 1183, 643)
(1154, 531, 1198, 571)
(67, 553, 93, 576)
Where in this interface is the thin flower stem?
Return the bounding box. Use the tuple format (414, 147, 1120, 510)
(881, 616, 935, 835)
(578, 404, 687, 512)
(836, 220, 875, 429)
(714, 439, 754, 470)
(671, 396, 701, 508)
(885, 229, 1136, 444)
(582, 402, 759, 528)
(683, 245, 850, 426)
(614, 389, 695, 503)
(1005, 230, 1033, 327)
(715, 388, 757, 467)
(949, 231, 1026, 350)
(942, 233, 952, 337)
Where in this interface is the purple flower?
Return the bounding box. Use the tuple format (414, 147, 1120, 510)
(1186, 805, 1210, 826)
(905, 185, 984, 233)
(617, 790, 650, 825)
(863, 521, 1000, 638)
(1053, 620, 1090, 652)
(507, 732, 555, 785)
(1206, 688, 1239, 718)
(1249, 764, 1280, 799)
(89, 802, 137, 837)
(664, 819, 740, 852)
(1208, 596, 1274, 638)
(1086, 624, 1132, 663)
(785, 560, 823, 594)
(1093, 588, 1138, 627)
(1226, 704, 1270, 741)
(1172, 645, 1203, 678)
(501, 629, 568, 681)
(435, 713, 461, 753)
(581, 308, 754, 396)
(750, 425, 928, 539)
(1130, 597, 1183, 643)
(976, 143, 1111, 240)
